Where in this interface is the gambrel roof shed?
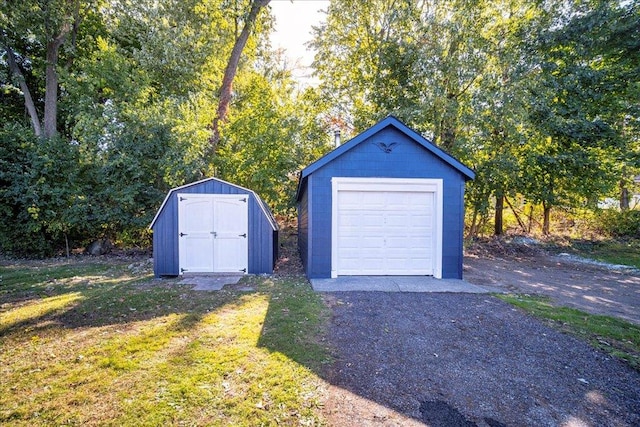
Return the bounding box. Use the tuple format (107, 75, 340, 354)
(150, 177, 278, 277)
(296, 115, 474, 280)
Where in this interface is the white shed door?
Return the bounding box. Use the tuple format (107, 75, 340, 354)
(333, 178, 442, 277)
(178, 194, 248, 274)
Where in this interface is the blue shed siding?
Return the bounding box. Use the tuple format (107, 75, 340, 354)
(152, 203, 179, 276)
(300, 123, 471, 279)
(151, 178, 277, 277)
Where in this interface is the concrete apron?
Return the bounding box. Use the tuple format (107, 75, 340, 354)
(179, 275, 243, 291)
(310, 276, 491, 293)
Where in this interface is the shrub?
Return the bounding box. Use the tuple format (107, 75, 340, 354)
(593, 209, 640, 238)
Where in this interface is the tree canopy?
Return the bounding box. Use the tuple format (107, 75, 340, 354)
(1, 0, 638, 256)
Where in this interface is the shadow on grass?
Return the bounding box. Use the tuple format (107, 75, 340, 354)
(255, 275, 331, 374)
(0, 261, 242, 337)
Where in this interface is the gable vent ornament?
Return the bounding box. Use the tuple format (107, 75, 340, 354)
(374, 141, 399, 153)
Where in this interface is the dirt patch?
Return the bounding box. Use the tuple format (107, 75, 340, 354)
(273, 228, 306, 277)
(463, 244, 640, 325)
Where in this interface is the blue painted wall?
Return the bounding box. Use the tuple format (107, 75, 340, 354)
(297, 176, 310, 276)
(298, 121, 472, 279)
(151, 178, 277, 277)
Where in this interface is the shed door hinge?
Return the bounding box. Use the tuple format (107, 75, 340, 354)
(239, 233, 247, 238)
(179, 232, 187, 237)
(181, 268, 188, 273)
(179, 196, 186, 201)
(240, 197, 247, 202)
(239, 268, 247, 273)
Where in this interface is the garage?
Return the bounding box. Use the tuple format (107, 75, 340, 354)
(296, 116, 474, 280)
(150, 177, 278, 277)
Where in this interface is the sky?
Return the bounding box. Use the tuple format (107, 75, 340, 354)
(269, 0, 330, 85)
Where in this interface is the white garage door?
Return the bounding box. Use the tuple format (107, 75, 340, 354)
(331, 178, 442, 278)
(178, 194, 248, 274)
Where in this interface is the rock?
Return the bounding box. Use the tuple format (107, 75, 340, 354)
(511, 236, 540, 246)
(85, 239, 113, 256)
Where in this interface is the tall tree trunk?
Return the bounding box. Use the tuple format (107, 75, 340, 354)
(210, 0, 271, 152)
(468, 207, 479, 238)
(542, 201, 551, 235)
(527, 204, 534, 233)
(42, 0, 80, 138)
(494, 194, 504, 236)
(43, 29, 70, 138)
(620, 180, 630, 211)
(43, 40, 60, 138)
(3, 44, 42, 136)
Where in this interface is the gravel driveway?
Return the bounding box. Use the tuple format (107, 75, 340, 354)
(321, 292, 640, 426)
(274, 231, 640, 425)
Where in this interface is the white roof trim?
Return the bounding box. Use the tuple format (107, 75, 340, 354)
(149, 177, 278, 231)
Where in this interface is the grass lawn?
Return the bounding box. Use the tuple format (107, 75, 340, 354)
(498, 294, 640, 371)
(0, 259, 330, 426)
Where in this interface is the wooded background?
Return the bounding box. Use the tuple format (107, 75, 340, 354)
(1, 0, 638, 257)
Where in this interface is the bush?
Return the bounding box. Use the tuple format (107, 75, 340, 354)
(593, 209, 640, 238)
(0, 125, 90, 257)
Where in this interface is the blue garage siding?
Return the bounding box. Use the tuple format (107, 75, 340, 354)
(297, 178, 310, 276)
(151, 178, 277, 277)
(297, 116, 474, 280)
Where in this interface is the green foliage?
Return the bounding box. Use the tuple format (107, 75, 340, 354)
(2, 0, 639, 256)
(0, 124, 91, 257)
(0, 125, 51, 257)
(520, 0, 640, 228)
(593, 210, 640, 239)
(311, 0, 640, 237)
(216, 64, 332, 213)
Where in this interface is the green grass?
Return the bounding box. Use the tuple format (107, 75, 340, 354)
(0, 260, 331, 426)
(498, 294, 640, 371)
(553, 238, 640, 269)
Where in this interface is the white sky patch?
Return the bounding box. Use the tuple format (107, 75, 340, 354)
(269, 0, 328, 86)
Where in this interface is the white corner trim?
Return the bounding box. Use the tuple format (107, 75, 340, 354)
(331, 177, 443, 278)
(331, 176, 338, 278)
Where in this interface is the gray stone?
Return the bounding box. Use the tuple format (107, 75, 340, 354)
(85, 239, 112, 255)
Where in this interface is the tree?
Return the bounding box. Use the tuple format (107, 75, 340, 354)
(210, 0, 271, 152)
(2, 0, 86, 138)
(310, 0, 421, 130)
(463, 0, 551, 236)
(215, 54, 332, 213)
(523, 0, 640, 233)
(311, 0, 492, 151)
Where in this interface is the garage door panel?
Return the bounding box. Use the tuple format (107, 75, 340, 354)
(335, 186, 437, 276)
(340, 238, 382, 250)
